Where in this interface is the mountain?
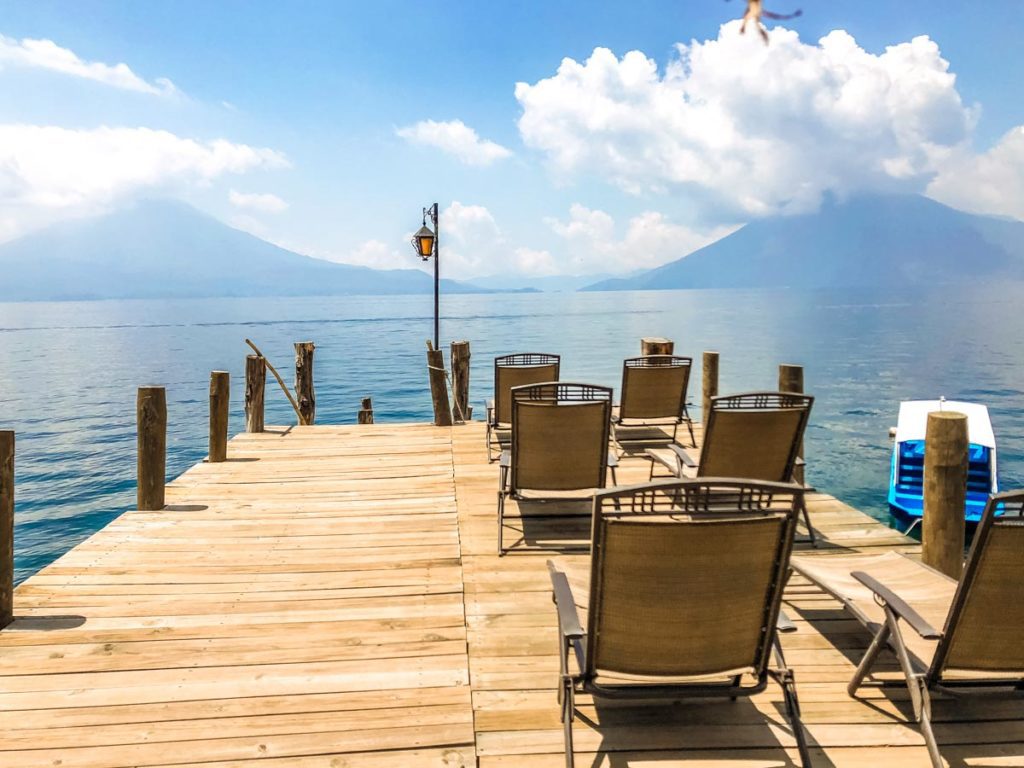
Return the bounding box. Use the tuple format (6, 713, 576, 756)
(583, 194, 1024, 292)
(0, 199, 493, 301)
(471, 272, 642, 292)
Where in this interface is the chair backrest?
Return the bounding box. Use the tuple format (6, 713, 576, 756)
(931, 490, 1024, 680)
(618, 355, 693, 421)
(585, 479, 801, 680)
(700, 392, 813, 482)
(493, 353, 560, 425)
(510, 382, 612, 492)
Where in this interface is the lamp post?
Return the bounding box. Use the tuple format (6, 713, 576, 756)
(411, 203, 440, 350)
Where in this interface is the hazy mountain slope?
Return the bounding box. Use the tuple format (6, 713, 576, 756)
(0, 200, 487, 301)
(584, 195, 1024, 291)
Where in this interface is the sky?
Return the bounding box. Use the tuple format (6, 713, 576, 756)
(0, 0, 1022, 280)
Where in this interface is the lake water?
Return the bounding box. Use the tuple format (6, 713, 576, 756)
(2, 284, 1023, 584)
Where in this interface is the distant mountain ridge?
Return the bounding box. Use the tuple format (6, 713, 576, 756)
(584, 194, 1024, 292)
(0, 200, 492, 301)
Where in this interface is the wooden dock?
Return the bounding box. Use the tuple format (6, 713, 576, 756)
(3, 421, 1023, 767)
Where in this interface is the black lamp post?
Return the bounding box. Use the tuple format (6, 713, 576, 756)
(411, 203, 440, 350)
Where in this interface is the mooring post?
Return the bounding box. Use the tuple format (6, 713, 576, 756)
(137, 386, 167, 511)
(451, 340, 471, 422)
(779, 363, 806, 483)
(0, 430, 13, 628)
(641, 337, 674, 356)
(294, 341, 316, 425)
(702, 351, 719, 425)
(922, 411, 969, 578)
(358, 397, 374, 424)
(426, 342, 453, 427)
(244, 354, 266, 433)
(209, 371, 230, 463)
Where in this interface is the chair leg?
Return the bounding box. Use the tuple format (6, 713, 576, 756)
(848, 621, 891, 695)
(773, 639, 812, 768)
(561, 677, 576, 768)
(799, 495, 818, 548)
(883, 608, 943, 768)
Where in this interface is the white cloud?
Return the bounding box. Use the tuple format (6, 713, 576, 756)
(0, 124, 288, 240)
(516, 24, 976, 220)
(439, 201, 557, 276)
(229, 189, 289, 213)
(546, 204, 735, 273)
(927, 126, 1024, 221)
(339, 239, 408, 270)
(396, 119, 512, 166)
(0, 34, 178, 95)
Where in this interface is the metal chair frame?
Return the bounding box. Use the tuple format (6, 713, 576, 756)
(548, 478, 812, 768)
(613, 355, 696, 451)
(486, 352, 561, 462)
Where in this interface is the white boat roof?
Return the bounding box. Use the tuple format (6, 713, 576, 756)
(895, 400, 996, 448)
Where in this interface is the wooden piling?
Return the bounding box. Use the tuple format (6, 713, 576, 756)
(426, 343, 453, 427)
(779, 364, 805, 483)
(451, 341, 471, 422)
(208, 371, 230, 463)
(0, 430, 13, 628)
(294, 342, 316, 426)
(922, 411, 969, 578)
(641, 337, 674, 356)
(244, 355, 266, 433)
(137, 386, 167, 511)
(702, 351, 719, 424)
(358, 397, 374, 424)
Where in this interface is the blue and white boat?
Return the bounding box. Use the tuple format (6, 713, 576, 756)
(888, 399, 998, 526)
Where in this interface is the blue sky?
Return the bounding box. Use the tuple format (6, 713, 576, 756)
(1, 1, 1022, 279)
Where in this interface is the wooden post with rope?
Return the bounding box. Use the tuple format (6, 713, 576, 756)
(426, 341, 453, 427)
(451, 340, 471, 422)
(294, 342, 316, 426)
(245, 339, 303, 425)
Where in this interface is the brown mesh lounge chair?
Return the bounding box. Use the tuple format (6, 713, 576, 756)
(548, 478, 812, 768)
(647, 391, 817, 546)
(486, 352, 561, 462)
(792, 490, 1024, 768)
(498, 382, 616, 555)
(612, 355, 696, 453)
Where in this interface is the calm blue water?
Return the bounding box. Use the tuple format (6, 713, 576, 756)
(2, 285, 1023, 584)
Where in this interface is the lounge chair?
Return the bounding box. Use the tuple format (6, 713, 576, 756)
(792, 490, 1024, 768)
(486, 352, 560, 462)
(548, 478, 812, 768)
(497, 382, 616, 555)
(647, 391, 817, 545)
(612, 355, 696, 453)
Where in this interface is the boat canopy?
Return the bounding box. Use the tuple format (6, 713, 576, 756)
(894, 400, 996, 449)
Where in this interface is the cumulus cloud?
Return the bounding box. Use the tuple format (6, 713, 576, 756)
(0, 125, 288, 239)
(229, 189, 289, 213)
(516, 24, 976, 220)
(396, 119, 512, 166)
(927, 126, 1024, 221)
(0, 34, 178, 95)
(439, 201, 557, 276)
(547, 204, 735, 273)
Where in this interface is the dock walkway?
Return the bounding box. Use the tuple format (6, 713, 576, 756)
(3, 422, 1022, 767)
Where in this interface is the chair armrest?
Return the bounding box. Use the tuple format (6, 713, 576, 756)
(499, 450, 510, 468)
(795, 457, 805, 468)
(851, 571, 942, 640)
(776, 608, 797, 633)
(547, 561, 584, 639)
(486, 399, 495, 424)
(607, 450, 619, 468)
(670, 443, 699, 468)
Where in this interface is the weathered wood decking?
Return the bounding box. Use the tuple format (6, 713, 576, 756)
(3, 422, 1023, 767)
